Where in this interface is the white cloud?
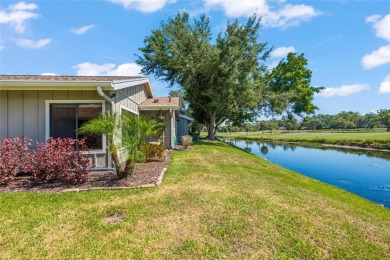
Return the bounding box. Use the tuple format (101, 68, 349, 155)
(373, 14, 390, 41)
(365, 14, 381, 23)
(318, 84, 371, 97)
(361, 45, 390, 69)
(40, 72, 58, 76)
(106, 63, 142, 76)
(70, 24, 94, 35)
(73, 62, 142, 76)
(109, 0, 176, 12)
(203, 0, 320, 28)
(10, 1, 38, 11)
(16, 38, 51, 48)
(366, 13, 390, 41)
(73, 62, 115, 76)
(204, 0, 267, 18)
(270, 4, 319, 28)
(0, 1, 39, 33)
(270, 46, 296, 58)
(378, 75, 390, 94)
(0, 44, 4, 51)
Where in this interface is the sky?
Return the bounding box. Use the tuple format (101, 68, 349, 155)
(0, 0, 389, 116)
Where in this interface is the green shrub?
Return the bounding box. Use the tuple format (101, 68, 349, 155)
(139, 143, 165, 161)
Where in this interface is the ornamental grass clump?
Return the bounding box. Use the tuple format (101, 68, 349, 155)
(181, 135, 193, 148)
(0, 136, 31, 185)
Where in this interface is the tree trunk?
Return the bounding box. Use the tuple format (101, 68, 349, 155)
(208, 112, 216, 140)
(111, 151, 122, 177)
(122, 158, 134, 178)
(110, 143, 122, 177)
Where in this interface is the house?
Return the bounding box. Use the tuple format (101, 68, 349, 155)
(176, 113, 194, 142)
(0, 75, 191, 168)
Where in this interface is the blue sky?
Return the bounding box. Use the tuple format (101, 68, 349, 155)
(1, 0, 389, 116)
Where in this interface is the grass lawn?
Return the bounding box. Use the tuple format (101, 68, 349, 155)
(218, 131, 390, 150)
(1, 141, 389, 258)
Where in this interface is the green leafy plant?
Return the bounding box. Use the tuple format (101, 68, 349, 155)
(139, 143, 165, 161)
(130, 115, 165, 147)
(78, 112, 165, 178)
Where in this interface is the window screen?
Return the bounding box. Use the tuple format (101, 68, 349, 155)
(50, 103, 102, 149)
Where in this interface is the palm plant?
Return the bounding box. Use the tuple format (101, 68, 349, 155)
(78, 112, 162, 178)
(133, 115, 165, 147)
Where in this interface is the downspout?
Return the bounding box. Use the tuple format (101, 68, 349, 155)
(96, 86, 114, 105)
(170, 108, 174, 148)
(96, 86, 115, 169)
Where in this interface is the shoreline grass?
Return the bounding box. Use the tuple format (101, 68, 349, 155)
(1, 140, 389, 258)
(218, 131, 390, 150)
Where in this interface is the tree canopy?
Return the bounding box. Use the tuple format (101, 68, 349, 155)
(137, 12, 322, 139)
(376, 109, 390, 131)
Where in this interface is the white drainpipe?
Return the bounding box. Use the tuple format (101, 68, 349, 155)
(96, 86, 114, 105)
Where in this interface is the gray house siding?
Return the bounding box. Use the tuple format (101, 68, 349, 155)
(112, 83, 148, 115)
(176, 117, 190, 143)
(140, 110, 174, 148)
(0, 89, 110, 168)
(0, 79, 177, 168)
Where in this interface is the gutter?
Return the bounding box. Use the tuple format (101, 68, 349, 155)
(139, 105, 179, 111)
(97, 86, 114, 104)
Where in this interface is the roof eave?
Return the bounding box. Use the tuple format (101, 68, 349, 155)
(179, 114, 194, 121)
(0, 80, 112, 90)
(139, 105, 179, 111)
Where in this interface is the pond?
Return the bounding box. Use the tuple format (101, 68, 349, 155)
(221, 138, 390, 208)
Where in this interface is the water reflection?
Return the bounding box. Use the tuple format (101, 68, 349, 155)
(221, 138, 390, 208)
(259, 144, 268, 155)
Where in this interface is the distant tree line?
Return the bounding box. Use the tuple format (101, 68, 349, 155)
(219, 109, 390, 132)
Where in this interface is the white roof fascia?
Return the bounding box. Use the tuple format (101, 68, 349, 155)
(179, 114, 194, 122)
(0, 78, 155, 98)
(0, 80, 112, 90)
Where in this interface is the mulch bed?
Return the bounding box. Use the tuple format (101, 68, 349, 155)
(0, 150, 172, 193)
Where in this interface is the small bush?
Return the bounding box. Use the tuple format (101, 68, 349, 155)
(181, 135, 193, 148)
(139, 143, 165, 161)
(29, 138, 90, 184)
(0, 136, 31, 185)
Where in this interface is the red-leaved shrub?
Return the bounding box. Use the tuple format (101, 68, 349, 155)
(29, 138, 90, 184)
(0, 136, 31, 185)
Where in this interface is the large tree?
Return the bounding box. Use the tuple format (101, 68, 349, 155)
(137, 12, 322, 139)
(376, 109, 390, 131)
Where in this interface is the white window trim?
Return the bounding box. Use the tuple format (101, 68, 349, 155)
(45, 100, 106, 154)
(120, 105, 139, 115)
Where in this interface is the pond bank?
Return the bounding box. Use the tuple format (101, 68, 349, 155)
(221, 138, 390, 207)
(218, 132, 390, 152)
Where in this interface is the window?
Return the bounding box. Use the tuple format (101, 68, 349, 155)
(50, 103, 102, 149)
